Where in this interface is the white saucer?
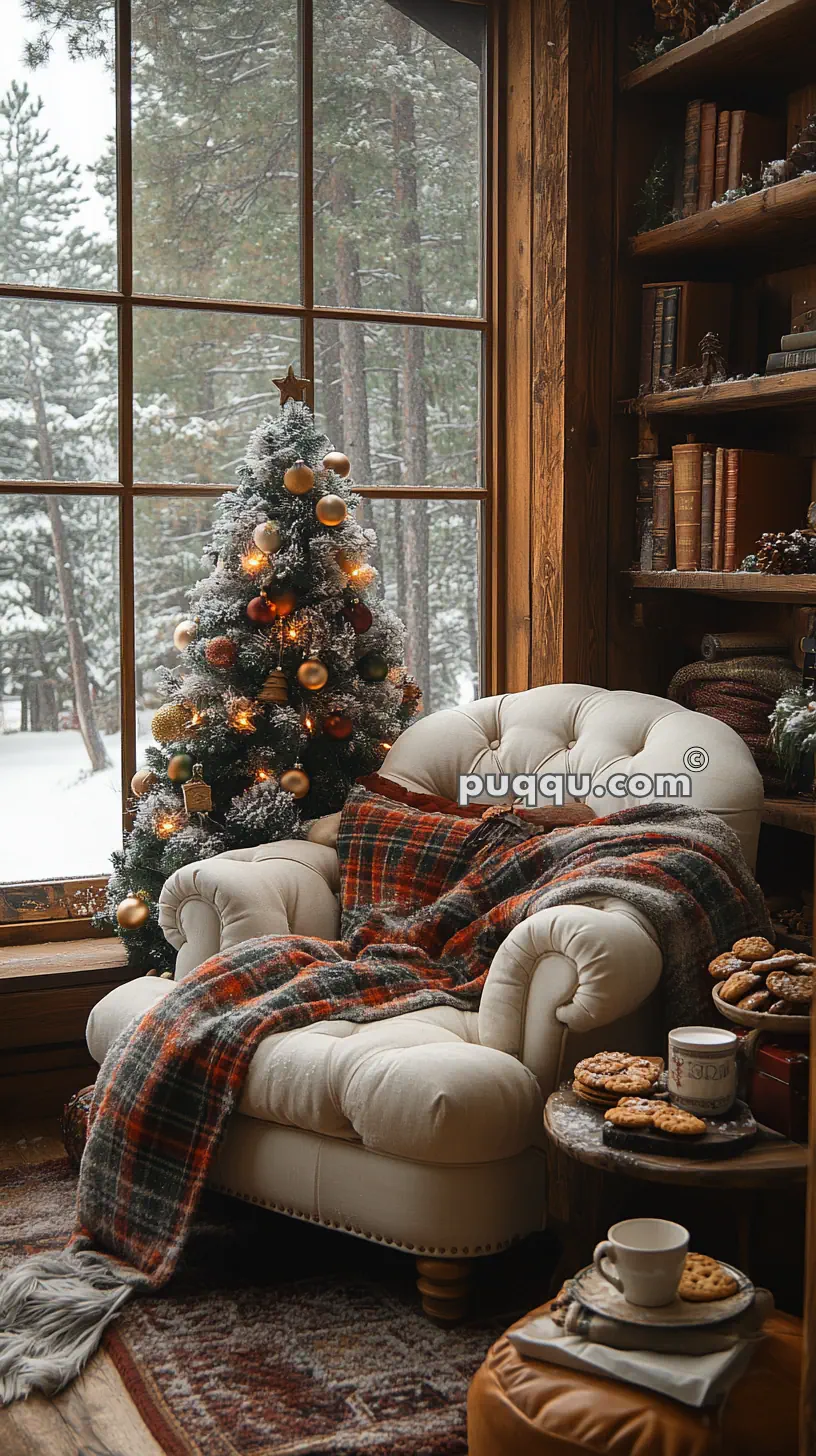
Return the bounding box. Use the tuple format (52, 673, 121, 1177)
(571, 1260, 754, 1329)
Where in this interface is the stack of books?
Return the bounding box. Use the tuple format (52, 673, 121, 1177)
(766, 328, 816, 375)
(636, 448, 811, 572)
(681, 102, 783, 215)
(639, 282, 731, 393)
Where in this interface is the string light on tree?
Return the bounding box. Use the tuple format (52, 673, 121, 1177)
(241, 547, 268, 575)
(228, 697, 257, 734)
(155, 810, 184, 840)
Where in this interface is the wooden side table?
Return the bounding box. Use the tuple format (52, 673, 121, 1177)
(544, 1087, 808, 1294)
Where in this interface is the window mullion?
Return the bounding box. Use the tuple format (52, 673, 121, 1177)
(116, 0, 137, 822)
(299, 0, 315, 408)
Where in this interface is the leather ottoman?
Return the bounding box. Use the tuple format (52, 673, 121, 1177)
(467, 1303, 802, 1456)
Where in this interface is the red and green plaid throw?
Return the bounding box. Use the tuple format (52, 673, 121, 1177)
(0, 788, 769, 1403)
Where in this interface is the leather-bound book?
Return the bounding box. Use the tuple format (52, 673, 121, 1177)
(727, 110, 786, 191)
(700, 448, 715, 570)
(652, 460, 674, 571)
(651, 288, 666, 390)
(712, 446, 725, 571)
(639, 286, 659, 393)
(635, 456, 656, 570)
(723, 449, 740, 571)
(766, 348, 816, 373)
(724, 450, 812, 570)
(781, 329, 816, 351)
(697, 103, 718, 210)
(660, 286, 681, 379)
(714, 110, 731, 200)
(672, 441, 703, 571)
(682, 100, 703, 217)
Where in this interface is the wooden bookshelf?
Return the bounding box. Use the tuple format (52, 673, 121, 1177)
(763, 796, 816, 834)
(627, 570, 816, 602)
(626, 369, 816, 416)
(630, 174, 816, 264)
(621, 0, 816, 96)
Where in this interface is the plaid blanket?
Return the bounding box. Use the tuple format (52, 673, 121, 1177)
(0, 789, 769, 1403)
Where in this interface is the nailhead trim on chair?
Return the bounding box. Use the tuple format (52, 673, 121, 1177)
(209, 1180, 515, 1254)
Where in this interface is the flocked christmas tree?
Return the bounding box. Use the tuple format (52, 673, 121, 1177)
(104, 373, 421, 970)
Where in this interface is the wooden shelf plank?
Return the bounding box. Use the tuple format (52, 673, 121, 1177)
(621, 0, 816, 95)
(625, 368, 816, 416)
(629, 175, 816, 263)
(627, 570, 816, 602)
(763, 797, 816, 835)
(0, 937, 129, 993)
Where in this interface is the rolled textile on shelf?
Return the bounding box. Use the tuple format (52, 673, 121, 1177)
(701, 632, 789, 662)
(668, 655, 800, 793)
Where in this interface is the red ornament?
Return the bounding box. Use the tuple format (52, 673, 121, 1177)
(247, 593, 277, 624)
(205, 636, 237, 668)
(342, 600, 373, 634)
(323, 712, 354, 741)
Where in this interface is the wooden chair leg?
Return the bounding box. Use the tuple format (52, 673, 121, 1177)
(416, 1256, 472, 1324)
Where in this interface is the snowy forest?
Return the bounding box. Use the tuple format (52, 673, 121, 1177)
(0, 0, 484, 881)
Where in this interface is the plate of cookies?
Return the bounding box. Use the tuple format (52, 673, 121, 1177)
(572, 1052, 664, 1110)
(709, 935, 813, 1032)
(571, 1254, 754, 1329)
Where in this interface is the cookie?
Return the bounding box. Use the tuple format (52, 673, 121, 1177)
(731, 936, 775, 962)
(603, 1098, 656, 1128)
(572, 1081, 620, 1107)
(750, 953, 799, 974)
(737, 989, 772, 1012)
(707, 952, 749, 980)
(765, 969, 813, 1004)
(679, 1255, 738, 1302)
(718, 970, 762, 1003)
(767, 998, 809, 1016)
(651, 1103, 706, 1136)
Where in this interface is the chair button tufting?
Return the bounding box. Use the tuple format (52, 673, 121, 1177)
(567, 739, 576, 749)
(488, 738, 500, 749)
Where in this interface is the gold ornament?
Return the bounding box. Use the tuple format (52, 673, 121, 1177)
(152, 703, 191, 744)
(322, 451, 351, 478)
(253, 520, 282, 554)
(173, 619, 197, 651)
(283, 459, 315, 495)
(280, 765, 310, 798)
(131, 767, 158, 797)
(228, 696, 257, 734)
(273, 365, 310, 404)
(182, 764, 213, 813)
(116, 893, 150, 929)
(315, 493, 348, 527)
(297, 658, 329, 691)
(258, 668, 289, 704)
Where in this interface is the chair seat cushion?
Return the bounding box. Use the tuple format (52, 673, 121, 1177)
(467, 1302, 802, 1456)
(86, 978, 544, 1165)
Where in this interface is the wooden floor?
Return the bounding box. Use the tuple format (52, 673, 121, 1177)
(0, 1119, 166, 1456)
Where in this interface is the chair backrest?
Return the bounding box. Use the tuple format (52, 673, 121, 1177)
(381, 684, 764, 868)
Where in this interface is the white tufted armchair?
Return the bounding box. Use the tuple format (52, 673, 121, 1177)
(86, 685, 763, 1319)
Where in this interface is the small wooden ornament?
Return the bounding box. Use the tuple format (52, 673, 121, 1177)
(322, 451, 351, 478)
(280, 765, 310, 798)
(182, 764, 213, 813)
(173, 619, 197, 651)
(315, 494, 348, 527)
(273, 365, 310, 405)
(116, 894, 150, 929)
(297, 658, 329, 691)
(283, 459, 315, 495)
(253, 520, 281, 554)
(258, 668, 289, 704)
(131, 767, 158, 797)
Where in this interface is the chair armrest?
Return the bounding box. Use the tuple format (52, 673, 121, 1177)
(158, 840, 341, 979)
(478, 898, 662, 1093)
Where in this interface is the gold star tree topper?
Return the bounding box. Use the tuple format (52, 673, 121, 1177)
(273, 365, 311, 405)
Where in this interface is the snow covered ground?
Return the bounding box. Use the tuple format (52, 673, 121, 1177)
(0, 730, 122, 881)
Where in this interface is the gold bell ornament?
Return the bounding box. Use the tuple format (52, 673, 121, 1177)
(116, 893, 150, 929)
(315, 494, 347, 527)
(182, 764, 213, 813)
(280, 765, 310, 798)
(258, 668, 289, 704)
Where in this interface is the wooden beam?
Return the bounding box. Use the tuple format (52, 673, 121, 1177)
(804, 886, 816, 1455)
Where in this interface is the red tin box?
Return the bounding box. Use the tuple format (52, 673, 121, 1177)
(747, 1037, 809, 1143)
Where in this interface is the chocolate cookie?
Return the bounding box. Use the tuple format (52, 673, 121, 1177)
(718, 970, 763, 1003)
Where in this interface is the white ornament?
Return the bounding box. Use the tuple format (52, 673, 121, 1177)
(253, 520, 282, 554)
(173, 619, 197, 651)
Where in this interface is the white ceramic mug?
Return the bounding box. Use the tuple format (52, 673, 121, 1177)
(668, 1025, 737, 1116)
(593, 1218, 690, 1307)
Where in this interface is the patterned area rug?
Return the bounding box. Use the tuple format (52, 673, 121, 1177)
(0, 1155, 554, 1455)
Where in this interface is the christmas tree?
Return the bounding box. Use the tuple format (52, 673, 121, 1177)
(105, 377, 421, 969)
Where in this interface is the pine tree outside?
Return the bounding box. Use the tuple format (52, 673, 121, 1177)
(0, 0, 488, 893)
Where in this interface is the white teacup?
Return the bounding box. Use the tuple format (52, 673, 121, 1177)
(593, 1218, 690, 1307)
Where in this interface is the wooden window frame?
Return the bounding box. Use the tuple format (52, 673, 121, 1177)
(0, 0, 497, 942)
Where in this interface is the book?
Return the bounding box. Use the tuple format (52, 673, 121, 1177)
(682, 100, 703, 217)
(652, 460, 674, 571)
(766, 348, 816, 373)
(781, 330, 816, 351)
(660, 286, 680, 379)
(697, 103, 718, 210)
(712, 446, 725, 571)
(672, 442, 703, 571)
(723, 450, 812, 570)
(638, 286, 659, 392)
(635, 457, 656, 570)
(714, 110, 730, 200)
(700, 448, 715, 570)
(726, 110, 786, 191)
(651, 288, 666, 391)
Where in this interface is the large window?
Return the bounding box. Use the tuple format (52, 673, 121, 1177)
(0, 0, 490, 899)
